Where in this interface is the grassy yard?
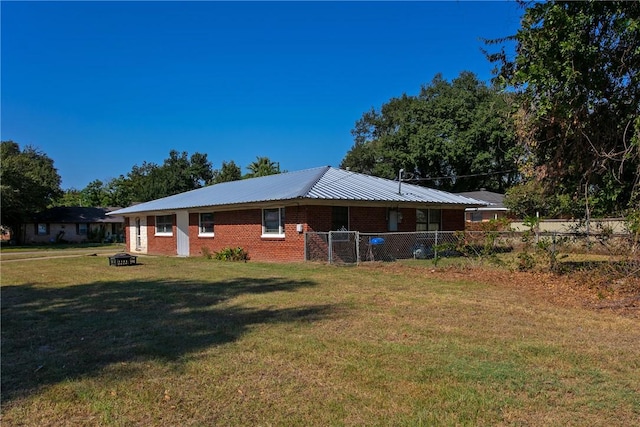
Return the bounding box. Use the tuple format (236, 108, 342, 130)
(1, 255, 639, 426)
(0, 243, 126, 260)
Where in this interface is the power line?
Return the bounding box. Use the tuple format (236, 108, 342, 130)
(401, 170, 517, 182)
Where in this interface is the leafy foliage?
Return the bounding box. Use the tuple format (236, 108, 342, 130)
(126, 150, 214, 202)
(0, 141, 62, 236)
(504, 180, 582, 219)
(213, 247, 250, 262)
(52, 153, 285, 209)
(211, 160, 242, 184)
(246, 156, 282, 178)
(341, 72, 520, 192)
(487, 0, 640, 215)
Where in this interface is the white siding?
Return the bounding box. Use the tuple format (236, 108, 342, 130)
(176, 211, 190, 256)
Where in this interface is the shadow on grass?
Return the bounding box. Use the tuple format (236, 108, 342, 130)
(1, 276, 330, 403)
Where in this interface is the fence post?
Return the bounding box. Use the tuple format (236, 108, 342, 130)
(355, 231, 360, 265)
(434, 230, 438, 259)
(328, 231, 333, 264)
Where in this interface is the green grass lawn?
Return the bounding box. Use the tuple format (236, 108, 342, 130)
(0, 243, 127, 260)
(1, 256, 639, 426)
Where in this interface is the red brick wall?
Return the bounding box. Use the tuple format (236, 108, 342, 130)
(350, 206, 388, 231)
(191, 207, 308, 262)
(398, 208, 417, 232)
(305, 206, 332, 232)
(146, 215, 177, 255)
(442, 209, 465, 231)
(307, 206, 404, 232)
(138, 205, 468, 261)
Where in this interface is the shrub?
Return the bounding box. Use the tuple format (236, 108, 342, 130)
(201, 246, 212, 259)
(214, 247, 249, 262)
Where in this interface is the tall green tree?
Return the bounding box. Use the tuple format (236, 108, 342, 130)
(211, 160, 242, 184)
(124, 150, 214, 203)
(55, 188, 83, 207)
(341, 72, 520, 192)
(104, 175, 133, 207)
(0, 141, 62, 241)
(54, 176, 136, 208)
(81, 179, 111, 207)
(487, 0, 640, 216)
(246, 156, 281, 178)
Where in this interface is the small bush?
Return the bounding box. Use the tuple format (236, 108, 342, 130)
(201, 246, 212, 259)
(214, 247, 249, 262)
(517, 252, 535, 271)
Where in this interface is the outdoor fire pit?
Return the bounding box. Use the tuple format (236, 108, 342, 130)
(108, 253, 137, 266)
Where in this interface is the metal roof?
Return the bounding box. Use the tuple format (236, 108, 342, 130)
(108, 166, 486, 215)
(33, 207, 124, 223)
(457, 190, 506, 209)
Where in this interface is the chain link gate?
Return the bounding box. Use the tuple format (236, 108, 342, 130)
(304, 231, 360, 264)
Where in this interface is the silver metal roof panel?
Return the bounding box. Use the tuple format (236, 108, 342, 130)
(108, 166, 485, 215)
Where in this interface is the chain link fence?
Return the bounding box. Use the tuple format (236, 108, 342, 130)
(304, 230, 637, 265)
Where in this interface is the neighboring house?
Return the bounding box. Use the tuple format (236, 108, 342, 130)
(108, 166, 485, 262)
(457, 190, 509, 223)
(24, 207, 125, 244)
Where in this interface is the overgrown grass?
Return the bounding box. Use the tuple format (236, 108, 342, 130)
(2, 256, 639, 425)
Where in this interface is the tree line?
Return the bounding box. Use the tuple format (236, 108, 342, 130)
(0, 143, 282, 237)
(343, 0, 639, 220)
(2, 0, 638, 238)
(55, 153, 282, 208)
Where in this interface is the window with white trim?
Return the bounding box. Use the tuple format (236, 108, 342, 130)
(155, 214, 173, 235)
(199, 213, 215, 236)
(262, 207, 285, 237)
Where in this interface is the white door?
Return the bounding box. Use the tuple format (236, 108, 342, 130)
(135, 217, 142, 250)
(388, 210, 399, 231)
(130, 216, 147, 253)
(176, 211, 190, 257)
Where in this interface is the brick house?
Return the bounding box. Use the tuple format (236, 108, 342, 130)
(457, 190, 510, 224)
(108, 166, 484, 262)
(24, 206, 124, 244)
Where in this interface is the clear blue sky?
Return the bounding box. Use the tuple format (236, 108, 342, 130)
(1, 1, 522, 190)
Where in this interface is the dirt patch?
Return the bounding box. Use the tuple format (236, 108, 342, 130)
(367, 261, 640, 319)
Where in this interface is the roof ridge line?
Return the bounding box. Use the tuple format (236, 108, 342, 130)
(298, 165, 332, 197)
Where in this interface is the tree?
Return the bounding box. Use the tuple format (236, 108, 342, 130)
(126, 161, 161, 203)
(81, 179, 111, 207)
(486, 0, 640, 216)
(123, 150, 215, 203)
(104, 175, 133, 207)
(246, 156, 281, 178)
(341, 72, 520, 192)
(55, 188, 84, 207)
(211, 160, 242, 184)
(504, 180, 581, 219)
(0, 141, 62, 242)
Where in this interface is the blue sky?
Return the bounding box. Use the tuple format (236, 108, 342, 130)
(2, 1, 522, 190)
